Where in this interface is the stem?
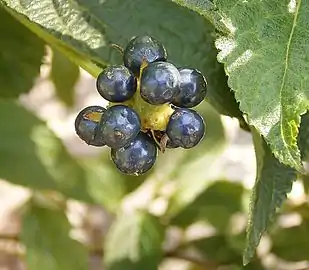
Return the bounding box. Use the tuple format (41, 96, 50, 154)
(111, 44, 124, 55)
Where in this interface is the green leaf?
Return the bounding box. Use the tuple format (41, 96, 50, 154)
(104, 211, 164, 270)
(0, 1, 105, 77)
(0, 100, 93, 202)
(163, 102, 226, 217)
(1, 0, 244, 119)
(0, 6, 44, 98)
(271, 222, 309, 261)
(169, 0, 229, 34)
(171, 181, 244, 232)
(84, 0, 244, 118)
(215, 0, 309, 171)
(243, 129, 297, 265)
(50, 49, 80, 107)
(21, 203, 88, 270)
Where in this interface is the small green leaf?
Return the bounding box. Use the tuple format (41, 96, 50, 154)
(271, 223, 309, 261)
(0, 6, 44, 98)
(0, 100, 93, 202)
(215, 0, 309, 171)
(171, 181, 244, 232)
(104, 211, 164, 270)
(243, 129, 297, 265)
(21, 203, 88, 270)
(50, 49, 80, 107)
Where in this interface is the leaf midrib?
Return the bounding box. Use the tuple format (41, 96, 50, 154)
(278, 0, 302, 163)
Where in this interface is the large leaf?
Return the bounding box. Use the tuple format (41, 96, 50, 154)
(21, 203, 88, 270)
(0, 6, 44, 98)
(243, 129, 297, 265)
(169, 0, 229, 34)
(0, 0, 105, 77)
(0, 100, 93, 202)
(215, 0, 309, 171)
(104, 211, 164, 270)
(1, 0, 244, 119)
(77, 0, 243, 118)
(50, 49, 80, 107)
(171, 180, 244, 232)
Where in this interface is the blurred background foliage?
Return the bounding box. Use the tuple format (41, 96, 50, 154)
(0, 2, 308, 270)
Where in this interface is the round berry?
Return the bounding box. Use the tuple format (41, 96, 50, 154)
(123, 36, 167, 76)
(98, 105, 141, 149)
(172, 68, 207, 108)
(74, 106, 106, 147)
(111, 132, 157, 175)
(166, 138, 179, 149)
(140, 61, 180, 105)
(166, 108, 205, 149)
(96, 65, 137, 102)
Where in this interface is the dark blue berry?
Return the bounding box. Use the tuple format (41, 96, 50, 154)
(140, 62, 180, 105)
(166, 108, 205, 149)
(98, 105, 141, 149)
(172, 68, 207, 108)
(111, 132, 157, 175)
(166, 138, 179, 149)
(74, 106, 106, 147)
(96, 65, 137, 102)
(123, 36, 167, 76)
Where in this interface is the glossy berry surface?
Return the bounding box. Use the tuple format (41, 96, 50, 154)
(172, 68, 207, 108)
(166, 108, 205, 149)
(96, 65, 137, 102)
(98, 105, 141, 149)
(74, 106, 106, 147)
(140, 61, 180, 105)
(111, 132, 157, 175)
(123, 36, 167, 76)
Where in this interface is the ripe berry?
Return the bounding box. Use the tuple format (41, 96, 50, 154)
(96, 65, 137, 102)
(172, 68, 207, 108)
(75, 106, 106, 147)
(111, 132, 157, 175)
(166, 108, 205, 149)
(140, 61, 180, 105)
(98, 105, 141, 149)
(123, 36, 167, 76)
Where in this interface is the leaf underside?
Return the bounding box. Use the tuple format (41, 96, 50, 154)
(0, 6, 44, 98)
(1, 0, 244, 118)
(215, 0, 309, 172)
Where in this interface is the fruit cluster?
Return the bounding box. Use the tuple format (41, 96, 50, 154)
(75, 36, 207, 175)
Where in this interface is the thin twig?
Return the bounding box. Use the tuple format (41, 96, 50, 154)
(110, 44, 124, 55)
